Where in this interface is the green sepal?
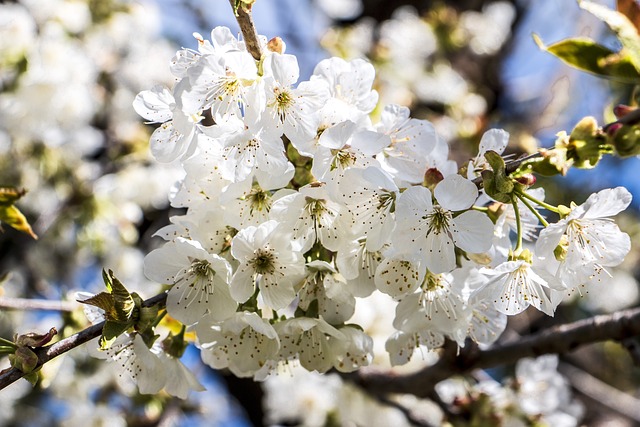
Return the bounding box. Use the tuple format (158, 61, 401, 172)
(99, 320, 132, 350)
(533, 35, 640, 83)
(9, 346, 38, 373)
(564, 116, 605, 168)
(557, 204, 573, 218)
(138, 327, 160, 349)
(481, 151, 514, 203)
(162, 330, 187, 358)
(136, 303, 159, 334)
(23, 371, 39, 386)
(294, 298, 319, 319)
(611, 123, 640, 156)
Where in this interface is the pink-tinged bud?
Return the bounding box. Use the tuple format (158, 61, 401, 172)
(614, 104, 635, 119)
(606, 122, 623, 136)
(267, 37, 286, 54)
(423, 168, 444, 188)
(515, 174, 536, 187)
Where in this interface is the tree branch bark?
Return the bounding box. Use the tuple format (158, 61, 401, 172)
(229, 0, 263, 61)
(344, 306, 640, 398)
(0, 292, 167, 390)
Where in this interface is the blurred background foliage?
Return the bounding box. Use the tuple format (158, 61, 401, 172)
(1, 0, 640, 426)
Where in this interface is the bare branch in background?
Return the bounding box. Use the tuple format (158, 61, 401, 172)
(344, 306, 640, 398)
(0, 297, 77, 312)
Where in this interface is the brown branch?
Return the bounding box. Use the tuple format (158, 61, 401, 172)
(558, 362, 640, 422)
(0, 297, 77, 312)
(0, 292, 167, 391)
(229, 0, 263, 61)
(345, 306, 640, 398)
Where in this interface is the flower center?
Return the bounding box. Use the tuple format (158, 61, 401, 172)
(270, 87, 294, 122)
(330, 148, 356, 171)
(246, 187, 271, 214)
(425, 205, 452, 235)
(251, 248, 276, 275)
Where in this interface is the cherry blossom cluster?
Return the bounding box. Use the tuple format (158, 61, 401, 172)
(128, 26, 632, 385)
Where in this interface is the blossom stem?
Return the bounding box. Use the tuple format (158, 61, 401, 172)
(152, 310, 167, 328)
(515, 193, 550, 227)
(0, 337, 16, 349)
(471, 206, 489, 212)
(516, 188, 560, 213)
(511, 194, 523, 253)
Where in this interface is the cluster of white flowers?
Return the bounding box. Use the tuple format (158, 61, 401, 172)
(0, 0, 180, 292)
(322, 3, 516, 140)
(131, 26, 632, 386)
(437, 355, 584, 427)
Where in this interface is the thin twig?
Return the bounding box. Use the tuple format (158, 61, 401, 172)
(229, 0, 263, 60)
(345, 307, 640, 398)
(0, 292, 167, 390)
(0, 297, 77, 312)
(559, 361, 640, 422)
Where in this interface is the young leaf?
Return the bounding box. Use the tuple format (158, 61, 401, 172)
(0, 187, 26, 204)
(99, 320, 132, 350)
(78, 270, 135, 323)
(0, 204, 37, 239)
(108, 271, 135, 321)
(78, 292, 119, 320)
(580, 0, 640, 73)
(533, 34, 640, 83)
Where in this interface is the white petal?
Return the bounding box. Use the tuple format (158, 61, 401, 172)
(374, 257, 421, 297)
(451, 210, 494, 253)
(230, 264, 255, 303)
(478, 128, 509, 155)
(133, 85, 174, 123)
(435, 174, 478, 211)
(424, 231, 456, 274)
(582, 187, 632, 219)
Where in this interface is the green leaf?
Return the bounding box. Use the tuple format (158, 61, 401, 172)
(102, 268, 113, 293)
(580, 0, 640, 73)
(0, 187, 26, 205)
(108, 271, 135, 321)
(533, 34, 640, 83)
(99, 320, 131, 350)
(136, 303, 158, 334)
(0, 204, 37, 239)
(78, 292, 119, 320)
(78, 270, 135, 323)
